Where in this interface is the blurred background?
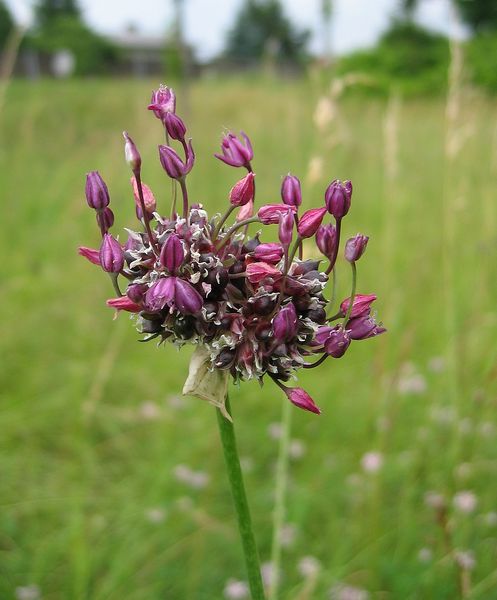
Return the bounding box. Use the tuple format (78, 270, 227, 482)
(1, 0, 497, 598)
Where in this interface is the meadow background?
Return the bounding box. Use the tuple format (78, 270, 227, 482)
(1, 67, 497, 599)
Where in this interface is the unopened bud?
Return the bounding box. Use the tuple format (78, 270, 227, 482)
(99, 233, 124, 273)
(273, 302, 298, 342)
(160, 233, 184, 274)
(281, 174, 302, 207)
(229, 172, 255, 207)
(85, 171, 110, 210)
(297, 207, 327, 238)
(123, 131, 142, 173)
(325, 179, 352, 219)
(344, 234, 369, 262)
(164, 112, 187, 141)
(284, 387, 321, 414)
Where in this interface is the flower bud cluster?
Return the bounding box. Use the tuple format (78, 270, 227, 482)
(80, 84, 385, 415)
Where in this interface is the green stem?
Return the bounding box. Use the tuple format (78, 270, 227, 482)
(342, 261, 357, 326)
(268, 397, 292, 600)
(216, 397, 266, 600)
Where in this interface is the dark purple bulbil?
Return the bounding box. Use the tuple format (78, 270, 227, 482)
(79, 84, 384, 415)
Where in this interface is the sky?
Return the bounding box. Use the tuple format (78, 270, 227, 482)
(7, 0, 463, 60)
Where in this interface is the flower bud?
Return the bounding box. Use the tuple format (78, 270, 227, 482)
(346, 315, 386, 340)
(174, 278, 203, 315)
(214, 348, 236, 369)
(325, 179, 352, 219)
(131, 177, 156, 215)
(281, 174, 302, 207)
(99, 234, 124, 273)
(297, 207, 327, 238)
(126, 283, 148, 304)
(316, 325, 350, 358)
(278, 208, 294, 246)
(160, 233, 184, 274)
(164, 112, 187, 141)
(78, 246, 100, 265)
(344, 234, 369, 262)
(123, 131, 141, 173)
(257, 203, 296, 225)
(229, 172, 255, 207)
(316, 224, 337, 259)
(85, 171, 110, 210)
(284, 387, 321, 415)
(253, 243, 284, 264)
(339, 294, 377, 318)
(106, 296, 141, 312)
(158, 141, 195, 180)
(273, 302, 298, 343)
(145, 276, 176, 312)
(246, 262, 282, 284)
(96, 207, 114, 234)
(148, 85, 176, 120)
(215, 131, 253, 168)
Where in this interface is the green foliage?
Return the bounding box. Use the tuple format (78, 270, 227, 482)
(29, 0, 117, 75)
(30, 16, 118, 76)
(0, 0, 14, 49)
(34, 0, 80, 27)
(453, 0, 497, 32)
(466, 32, 497, 92)
(225, 0, 310, 67)
(337, 20, 450, 95)
(2, 77, 497, 599)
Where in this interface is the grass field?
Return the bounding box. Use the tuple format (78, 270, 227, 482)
(1, 76, 497, 599)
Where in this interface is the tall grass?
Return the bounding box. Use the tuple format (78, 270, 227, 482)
(1, 76, 497, 599)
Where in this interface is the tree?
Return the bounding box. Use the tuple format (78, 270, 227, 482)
(30, 0, 118, 75)
(453, 0, 497, 32)
(34, 0, 80, 28)
(224, 0, 309, 67)
(0, 0, 14, 49)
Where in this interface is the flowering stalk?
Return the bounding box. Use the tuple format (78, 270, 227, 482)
(80, 83, 386, 598)
(216, 397, 266, 600)
(268, 397, 292, 600)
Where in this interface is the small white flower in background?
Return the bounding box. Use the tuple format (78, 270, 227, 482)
(240, 456, 254, 473)
(167, 394, 187, 410)
(453, 491, 478, 514)
(279, 523, 297, 548)
(329, 583, 370, 600)
(424, 491, 446, 510)
(454, 550, 476, 571)
(175, 496, 194, 511)
(479, 422, 495, 437)
(173, 464, 209, 489)
(483, 511, 497, 526)
(223, 579, 249, 599)
(428, 356, 445, 372)
(15, 586, 40, 600)
(145, 507, 167, 523)
(261, 561, 278, 588)
(397, 362, 427, 395)
(376, 416, 391, 432)
(139, 401, 161, 420)
(267, 422, 283, 440)
(289, 439, 306, 459)
(458, 418, 473, 435)
(430, 406, 457, 425)
(360, 451, 383, 474)
(298, 555, 321, 578)
(454, 463, 472, 480)
(418, 547, 433, 563)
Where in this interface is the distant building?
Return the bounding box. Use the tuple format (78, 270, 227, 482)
(109, 26, 167, 77)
